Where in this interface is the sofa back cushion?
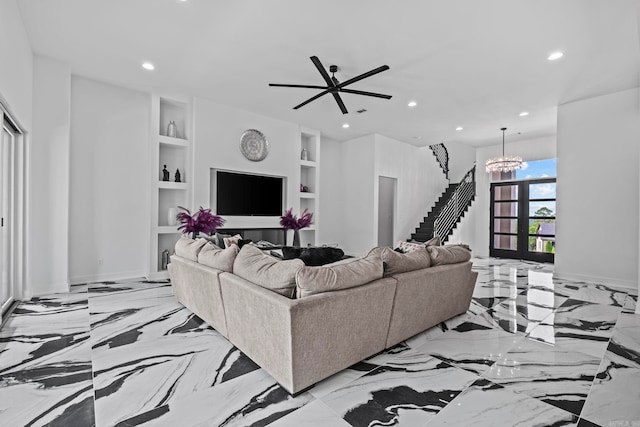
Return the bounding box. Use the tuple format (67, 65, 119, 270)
(233, 244, 304, 298)
(174, 237, 208, 261)
(295, 248, 384, 298)
(427, 244, 472, 266)
(381, 246, 431, 276)
(198, 242, 239, 272)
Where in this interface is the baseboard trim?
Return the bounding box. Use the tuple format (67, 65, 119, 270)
(553, 271, 638, 291)
(69, 270, 146, 285)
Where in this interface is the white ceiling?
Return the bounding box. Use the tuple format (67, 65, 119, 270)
(17, 0, 640, 147)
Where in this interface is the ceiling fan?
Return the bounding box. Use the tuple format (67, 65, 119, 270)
(269, 56, 392, 114)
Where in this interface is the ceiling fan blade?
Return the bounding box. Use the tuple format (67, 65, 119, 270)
(269, 83, 329, 89)
(310, 56, 336, 88)
(332, 93, 348, 114)
(338, 65, 390, 88)
(340, 88, 392, 99)
(293, 89, 330, 110)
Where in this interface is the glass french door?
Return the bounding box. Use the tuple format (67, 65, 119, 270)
(490, 178, 556, 263)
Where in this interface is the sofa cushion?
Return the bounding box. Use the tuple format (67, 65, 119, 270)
(198, 242, 239, 272)
(282, 246, 345, 266)
(381, 246, 431, 276)
(295, 248, 384, 298)
(427, 244, 472, 266)
(233, 244, 304, 298)
(394, 240, 425, 254)
(174, 237, 208, 261)
(409, 236, 441, 247)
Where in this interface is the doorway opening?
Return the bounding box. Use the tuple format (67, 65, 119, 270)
(490, 177, 556, 263)
(377, 176, 397, 247)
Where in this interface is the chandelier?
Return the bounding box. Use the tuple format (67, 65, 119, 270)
(485, 127, 522, 173)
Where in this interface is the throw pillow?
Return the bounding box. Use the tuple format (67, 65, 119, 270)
(198, 242, 239, 272)
(174, 236, 208, 261)
(427, 244, 472, 266)
(295, 248, 383, 298)
(281, 246, 345, 266)
(233, 244, 304, 298)
(381, 246, 431, 276)
(223, 234, 242, 248)
(394, 240, 427, 254)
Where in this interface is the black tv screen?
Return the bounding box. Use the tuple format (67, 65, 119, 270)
(216, 171, 283, 216)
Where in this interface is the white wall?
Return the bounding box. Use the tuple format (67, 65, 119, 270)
(0, 0, 33, 130)
(375, 135, 447, 246)
(29, 56, 70, 295)
(321, 133, 447, 255)
(192, 97, 300, 230)
(472, 135, 557, 256)
(556, 88, 639, 288)
(445, 141, 477, 183)
(69, 77, 149, 283)
(318, 137, 344, 247)
(339, 135, 376, 255)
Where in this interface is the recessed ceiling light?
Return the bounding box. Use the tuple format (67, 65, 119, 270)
(408, 101, 417, 107)
(142, 62, 155, 70)
(342, 123, 350, 129)
(547, 52, 564, 61)
(456, 126, 463, 131)
(519, 111, 529, 117)
(412, 136, 422, 140)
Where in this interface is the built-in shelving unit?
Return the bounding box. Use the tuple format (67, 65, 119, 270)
(148, 95, 193, 280)
(299, 127, 320, 247)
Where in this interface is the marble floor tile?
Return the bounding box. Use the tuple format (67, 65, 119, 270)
(117, 368, 314, 427)
(416, 314, 524, 375)
(580, 354, 640, 427)
(308, 361, 378, 399)
(484, 337, 601, 416)
(365, 305, 488, 367)
(553, 281, 630, 307)
(605, 312, 640, 369)
(484, 287, 568, 335)
(0, 290, 95, 427)
(426, 378, 579, 427)
(622, 294, 638, 314)
(1, 259, 639, 427)
(320, 353, 479, 427)
(89, 282, 259, 426)
(268, 399, 351, 427)
(526, 298, 622, 358)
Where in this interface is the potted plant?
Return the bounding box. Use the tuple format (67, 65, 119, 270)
(280, 208, 313, 247)
(176, 206, 225, 239)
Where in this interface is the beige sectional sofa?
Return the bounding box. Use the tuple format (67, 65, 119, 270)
(168, 238, 478, 394)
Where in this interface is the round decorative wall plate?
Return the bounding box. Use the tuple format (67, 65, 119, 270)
(240, 129, 269, 162)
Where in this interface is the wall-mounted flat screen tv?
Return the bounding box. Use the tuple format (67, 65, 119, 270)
(214, 170, 284, 216)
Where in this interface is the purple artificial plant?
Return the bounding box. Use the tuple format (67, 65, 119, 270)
(176, 206, 225, 238)
(279, 208, 314, 231)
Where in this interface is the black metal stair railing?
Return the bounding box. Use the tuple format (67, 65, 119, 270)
(429, 143, 449, 180)
(434, 164, 476, 241)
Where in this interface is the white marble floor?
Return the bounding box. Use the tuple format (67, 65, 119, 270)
(0, 257, 638, 426)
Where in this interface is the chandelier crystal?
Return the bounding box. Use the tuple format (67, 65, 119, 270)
(485, 127, 523, 173)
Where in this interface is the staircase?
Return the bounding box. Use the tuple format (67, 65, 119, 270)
(411, 164, 476, 243)
(429, 143, 449, 181)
